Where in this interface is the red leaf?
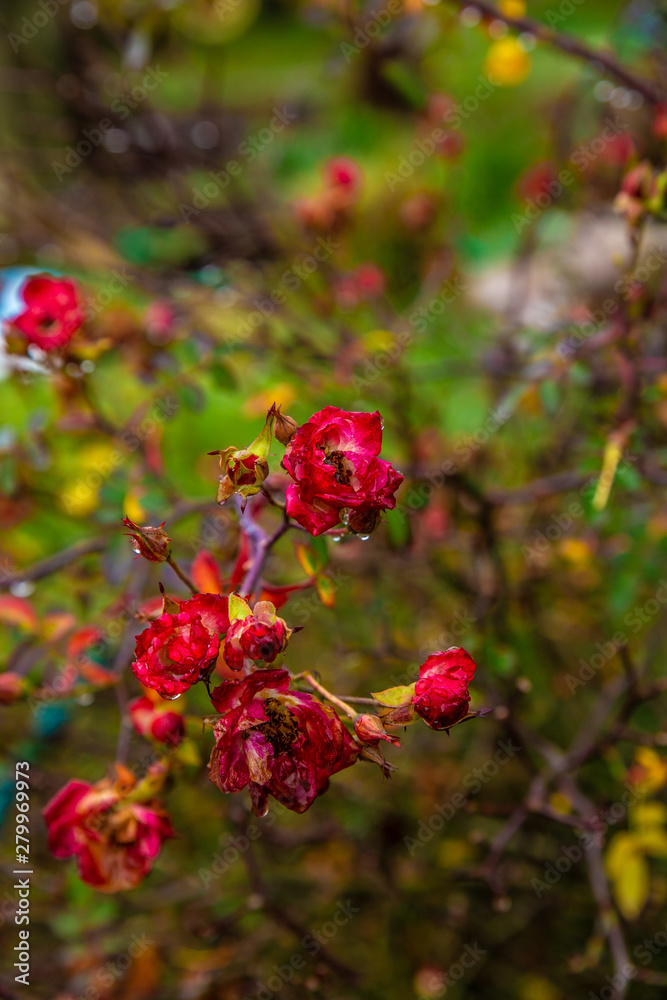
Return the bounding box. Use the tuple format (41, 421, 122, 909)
(192, 550, 223, 595)
(0, 596, 38, 633)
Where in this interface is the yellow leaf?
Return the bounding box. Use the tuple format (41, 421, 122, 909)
(295, 542, 322, 577)
(315, 574, 336, 608)
(606, 832, 650, 920)
(371, 683, 416, 707)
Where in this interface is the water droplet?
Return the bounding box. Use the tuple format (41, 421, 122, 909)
(132, 541, 141, 554)
(162, 691, 181, 701)
(332, 535, 342, 543)
(359, 534, 370, 541)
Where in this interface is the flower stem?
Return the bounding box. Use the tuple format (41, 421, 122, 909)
(166, 554, 197, 594)
(299, 672, 359, 720)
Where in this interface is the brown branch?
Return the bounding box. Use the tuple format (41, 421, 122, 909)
(0, 536, 107, 589)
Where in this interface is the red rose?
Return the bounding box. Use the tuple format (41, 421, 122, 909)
(282, 406, 403, 535)
(222, 599, 289, 670)
(412, 647, 477, 730)
(132, 593, 229, 699)
(129, 692, 185, 746)
(208, 669, 359, 815)
(43, 766, 173, 892)
(12, 275, 83, 351)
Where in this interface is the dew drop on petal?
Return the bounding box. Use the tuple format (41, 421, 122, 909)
(359, 534, 370, 541)
(162, 691, 181, 701)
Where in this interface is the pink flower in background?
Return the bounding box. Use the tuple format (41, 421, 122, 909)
(12, 275, 83, 350)
(43, 766, 173, 892)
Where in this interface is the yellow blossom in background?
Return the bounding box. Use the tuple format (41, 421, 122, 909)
(558, 538, 592, 568)
(57, 442, 121, 517)
(629, 747, 667, 794)
(123, 486, 148, 524)
(500, 0, 526, 16)
(243, 383, 296, 417)
(364, 329, 396, 352)
(484, 37, 531, 86)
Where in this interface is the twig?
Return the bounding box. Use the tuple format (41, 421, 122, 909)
(297, 673, 359, 720)
(166, 553, 197, 594)
(0, 536, 107, 589)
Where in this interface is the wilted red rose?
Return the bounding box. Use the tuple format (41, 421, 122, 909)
(43, 765, 173, 892)
(412, 647, 477, 730)
(11, 275, 83, 351)
(129, 691, 185, 746)
(222, 600, 290, 670)
(208, 669, 359, 815)
(132, 593, 229, 699)
(282, 406, 403, 535)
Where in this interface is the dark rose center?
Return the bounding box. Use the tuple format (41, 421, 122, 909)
(319, 447, 353, 485)
(256, 697, 300, 753)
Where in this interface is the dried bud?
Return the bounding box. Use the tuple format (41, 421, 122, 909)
(271, 404, 299, 446)
(358, 743, 397, 779)
(209, 409, 275, 509)
(122, 518, 171, 563)
(347, 508, 382, 536)
(354, 713, 401, 747)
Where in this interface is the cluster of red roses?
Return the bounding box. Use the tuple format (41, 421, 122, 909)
(43, 400, 478, 892)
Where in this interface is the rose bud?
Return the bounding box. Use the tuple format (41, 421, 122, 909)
(209, 409, 275, 509)
(132, 593, 229, 699)
(347, 508, 382, 536)
(0, 672, 24, 704)
(354, 713, 401, 747)
(412, 647, 477, 731)
(271, 403, 299, 446)
(122, 518, 171, 562)
(11, 274, 83, 351)
(222, 594, 291, 670)
(129, 692, 185, 747)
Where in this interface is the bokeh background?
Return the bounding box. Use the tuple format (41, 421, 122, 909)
(1, 0, 667, 997)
